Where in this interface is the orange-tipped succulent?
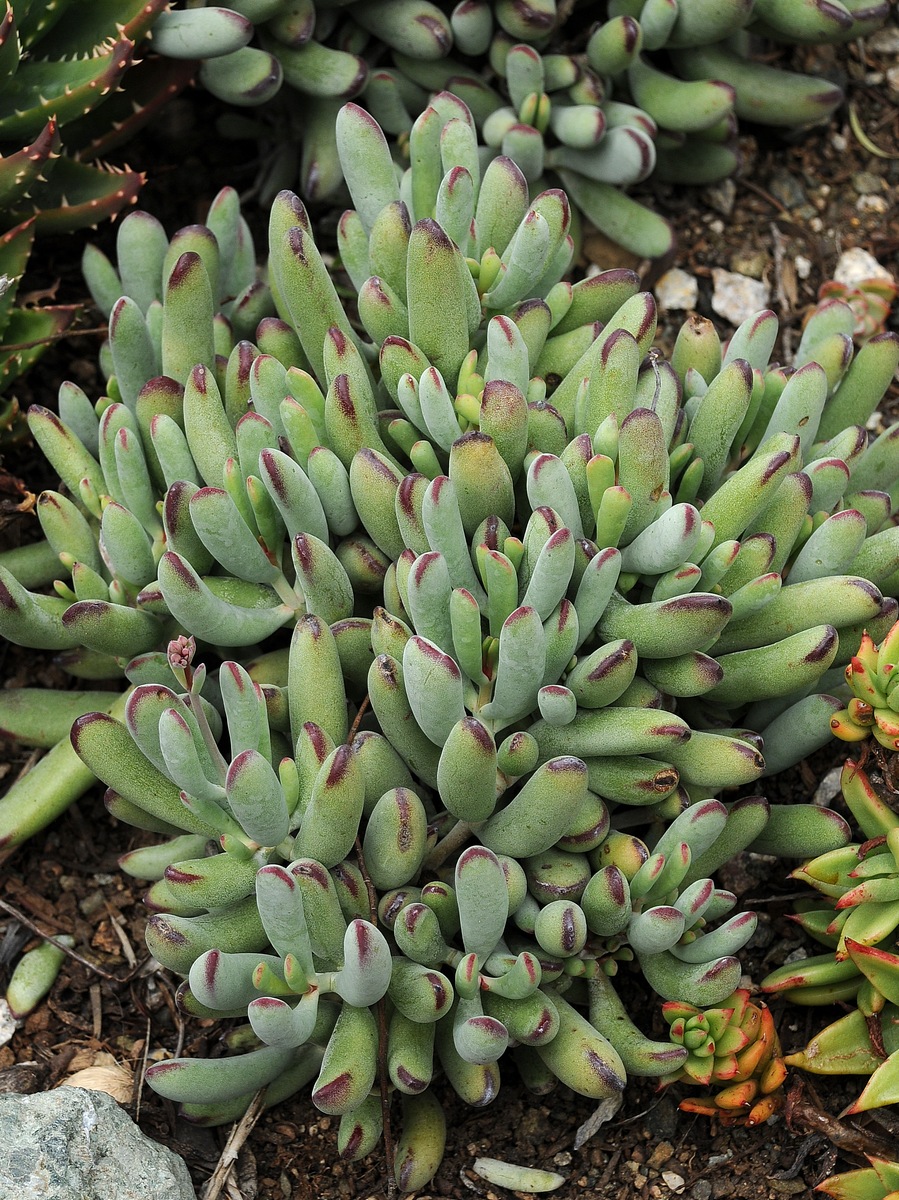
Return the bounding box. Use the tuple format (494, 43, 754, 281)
(818, 276, 897, 343)
(659, 989, 787, 1125)
(831, 625, 899, 752)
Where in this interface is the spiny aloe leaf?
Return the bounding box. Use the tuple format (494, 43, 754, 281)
(35, 0, 168, 58)
(12, 158, 144, 233)
(0, 304, 76, 387)
(0, 217, 35, 336)
(0, 120, 60, 210)
(64, 55, 197, 159)
(0, 37, 136, 141)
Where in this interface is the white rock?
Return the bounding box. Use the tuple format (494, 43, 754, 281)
(655, 268, 698, 312)
(857, 195, 889, 215)
(0, 999, 17, 1047)
(834, 246, 894, 286)
(869, 27, 899, 55)
(711, 269, 770, 327)
(795, 255, 812, 280)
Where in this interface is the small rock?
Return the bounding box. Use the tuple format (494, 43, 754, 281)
(795, 255, 812, 280)
(869, 27, 899, 55)
(814, 764, 843, 805)
(691, 1182, 713, 1200)
(852, 171, 884, 195)
(663, 1172, 686, 1194)
(647, 1141, 675, 1170)
(0, 1000, 16, 1048)
(887, 65, 899, 97)
(0, 1088, 196, 1200)
(655, 268, 698, 312)
(831, 131, 848, 152)
(711, 269, 770, 327)
(784, 946, 810, 965)
(729, 250, 769, 280)
(703, 178, 736, 217)
(857, 194, 890, 215)
(834, 246, 894, 287)
(768, 169, 806, 209)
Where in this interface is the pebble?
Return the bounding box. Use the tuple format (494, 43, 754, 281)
(768, 169, 806, 209)
(647, 1142, 675, 1170)
(852, 170, 884, 194)
(703, 178, 736, 217)
(711, 268, 770, 326)
(888, 64, 899, 97)
(834, 246, 894, 287)
(691, 1182, 713, 1200)
(857, 194, 889, 214)
(0, 1001, 15, 1049)
(729, 250, 769, 280)
(655, 268, 699, 312)
(795, 255, 812, 280)
(869, 27, 899, 55)
(813, 764, 843, 805)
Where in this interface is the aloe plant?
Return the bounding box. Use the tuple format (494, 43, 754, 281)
(0, 1, 272, 398)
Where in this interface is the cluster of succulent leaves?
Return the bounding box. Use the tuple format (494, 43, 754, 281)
(656, 987, 788, 1126)
(763, 623, 899, 1123)
(164, 0, 888, 258)
(1, 96, 899, 1185)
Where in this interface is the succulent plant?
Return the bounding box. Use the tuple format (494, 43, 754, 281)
(818, 276, 897, 344)
(2, 96, 897, 847)
(0, 94, 889, 855)
(828, 623, 899, 754)
(760, 621, 899, 1119)
(656, 987, 787, 1125)
(69, 633, 771, 1181)
(162, 0, 888, 256)
(766, 789, 899, 1109)
(0, 96, 897, 1184)
(816, 1156, 899, 1200)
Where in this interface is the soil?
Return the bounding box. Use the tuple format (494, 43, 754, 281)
(2, 22, 899, 1200)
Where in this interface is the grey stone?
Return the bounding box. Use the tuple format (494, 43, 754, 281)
(0, 1088, 196, 1200)
(852, 171, 884, 195)
(703, 178, 736, 217)
(768, 170, 806, 210)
